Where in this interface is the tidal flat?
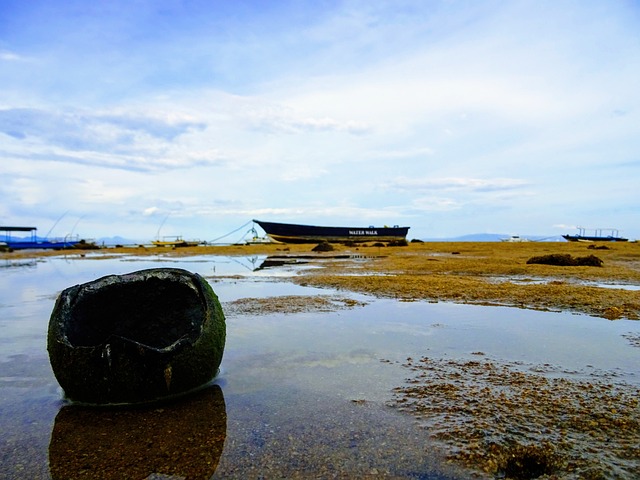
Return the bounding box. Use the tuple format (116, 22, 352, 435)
(1, 241, 639, 479)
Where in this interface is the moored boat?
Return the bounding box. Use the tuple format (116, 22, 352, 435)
(563, 227, 628, 242)
(152, 236, 200, 247)
(500, 235, 529, 242)
(253, 219, 410, 244)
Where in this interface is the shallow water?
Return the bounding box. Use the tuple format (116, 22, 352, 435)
(0, 254, 638, 479)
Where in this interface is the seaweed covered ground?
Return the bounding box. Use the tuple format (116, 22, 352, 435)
(284, 240, 640, 321)
(388, 355, 639, 479)
(12, 239, 638, 319)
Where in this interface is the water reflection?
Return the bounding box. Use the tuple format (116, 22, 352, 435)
(121, 254, 266, 275)
(255, 256, 309, 270)
(253, 254, 382, 271)
(49, 385, 226, 480)
(0, 258, 38, 269)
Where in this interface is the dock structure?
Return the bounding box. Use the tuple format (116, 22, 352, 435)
(1, 226, 38, 242)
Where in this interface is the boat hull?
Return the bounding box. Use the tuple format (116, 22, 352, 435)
(152, 241, 200, 248)
(562, 235, 628, 242)
(1, 226, 82, 250)
(6, 240, 81, 250)
(253, 220, 409, 244)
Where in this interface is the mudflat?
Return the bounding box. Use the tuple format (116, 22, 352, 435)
(4, 240, 639, 478)
(289, 240, 640, 321)
(9, 240, 637, 320)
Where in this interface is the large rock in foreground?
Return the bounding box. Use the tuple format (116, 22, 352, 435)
(47, 268, 225, 405)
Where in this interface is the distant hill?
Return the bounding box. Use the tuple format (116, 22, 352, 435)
(95, 236, 144, 246)
(419, 233, 564, 242)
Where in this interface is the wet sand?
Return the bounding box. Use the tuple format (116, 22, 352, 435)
(3, 241, 639, 478)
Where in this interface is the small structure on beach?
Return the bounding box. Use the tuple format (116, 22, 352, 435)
(0, 226, 81, 250)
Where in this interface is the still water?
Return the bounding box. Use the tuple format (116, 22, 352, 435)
(1, 254, 638, 479)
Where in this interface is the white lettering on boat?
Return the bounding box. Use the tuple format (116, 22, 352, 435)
(348, 230, 378, 235)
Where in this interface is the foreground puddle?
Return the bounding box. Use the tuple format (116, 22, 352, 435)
(489, 275, 640, 291)
(0, 254, 638, 479)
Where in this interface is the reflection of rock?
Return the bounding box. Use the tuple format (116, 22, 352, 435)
(49, 384, 226, 480)
(47, 268, 225, 405)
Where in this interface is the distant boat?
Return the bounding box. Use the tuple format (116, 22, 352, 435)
(152, 236, 200, 247)
(1, 226, 81, 250)
(500, 235, 530, 242)
(244, 235, 274, 245)
(563, 227, 628, 242)
(253, 219, 410, 244)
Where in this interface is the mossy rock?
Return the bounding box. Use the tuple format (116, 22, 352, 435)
(47, 268, 225, 405)
(312, 241, 334, 252)
(526, 253, 603, 267)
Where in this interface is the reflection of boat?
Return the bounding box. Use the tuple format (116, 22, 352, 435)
(254, 254, 369, 271)
(49, 385, 226, 480)
(253, 219, 410, 244)
(1, 226, 81, 250)
(152, 235, 200, 247)
(563, 227, 628, 242)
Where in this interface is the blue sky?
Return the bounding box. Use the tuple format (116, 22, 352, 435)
(1, 0, 639, 242)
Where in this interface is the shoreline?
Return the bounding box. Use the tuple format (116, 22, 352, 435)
(4, 240, 639, 320)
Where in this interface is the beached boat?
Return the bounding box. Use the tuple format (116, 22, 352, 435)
(253, 219, 410, 244)
(563, 227, 628, 242)
(1, 226, 81, 250)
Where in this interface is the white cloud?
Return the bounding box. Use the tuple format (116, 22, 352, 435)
(234, 98, 372, 135)
(0, 50, 24, 62)
(3, 177, 45, 207)
(409, 196, 462, 212)
(78, 179, 135, 204)
(368, 147, 435, 160)
(143, 207, 160, 217)
(0, 107, 204, 145)
(389, 177, 529, 193)
(0, 106, 228, 172)
(280, 166, 328, 182)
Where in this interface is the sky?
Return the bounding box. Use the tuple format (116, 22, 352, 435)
(1, 0, 639, 242)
